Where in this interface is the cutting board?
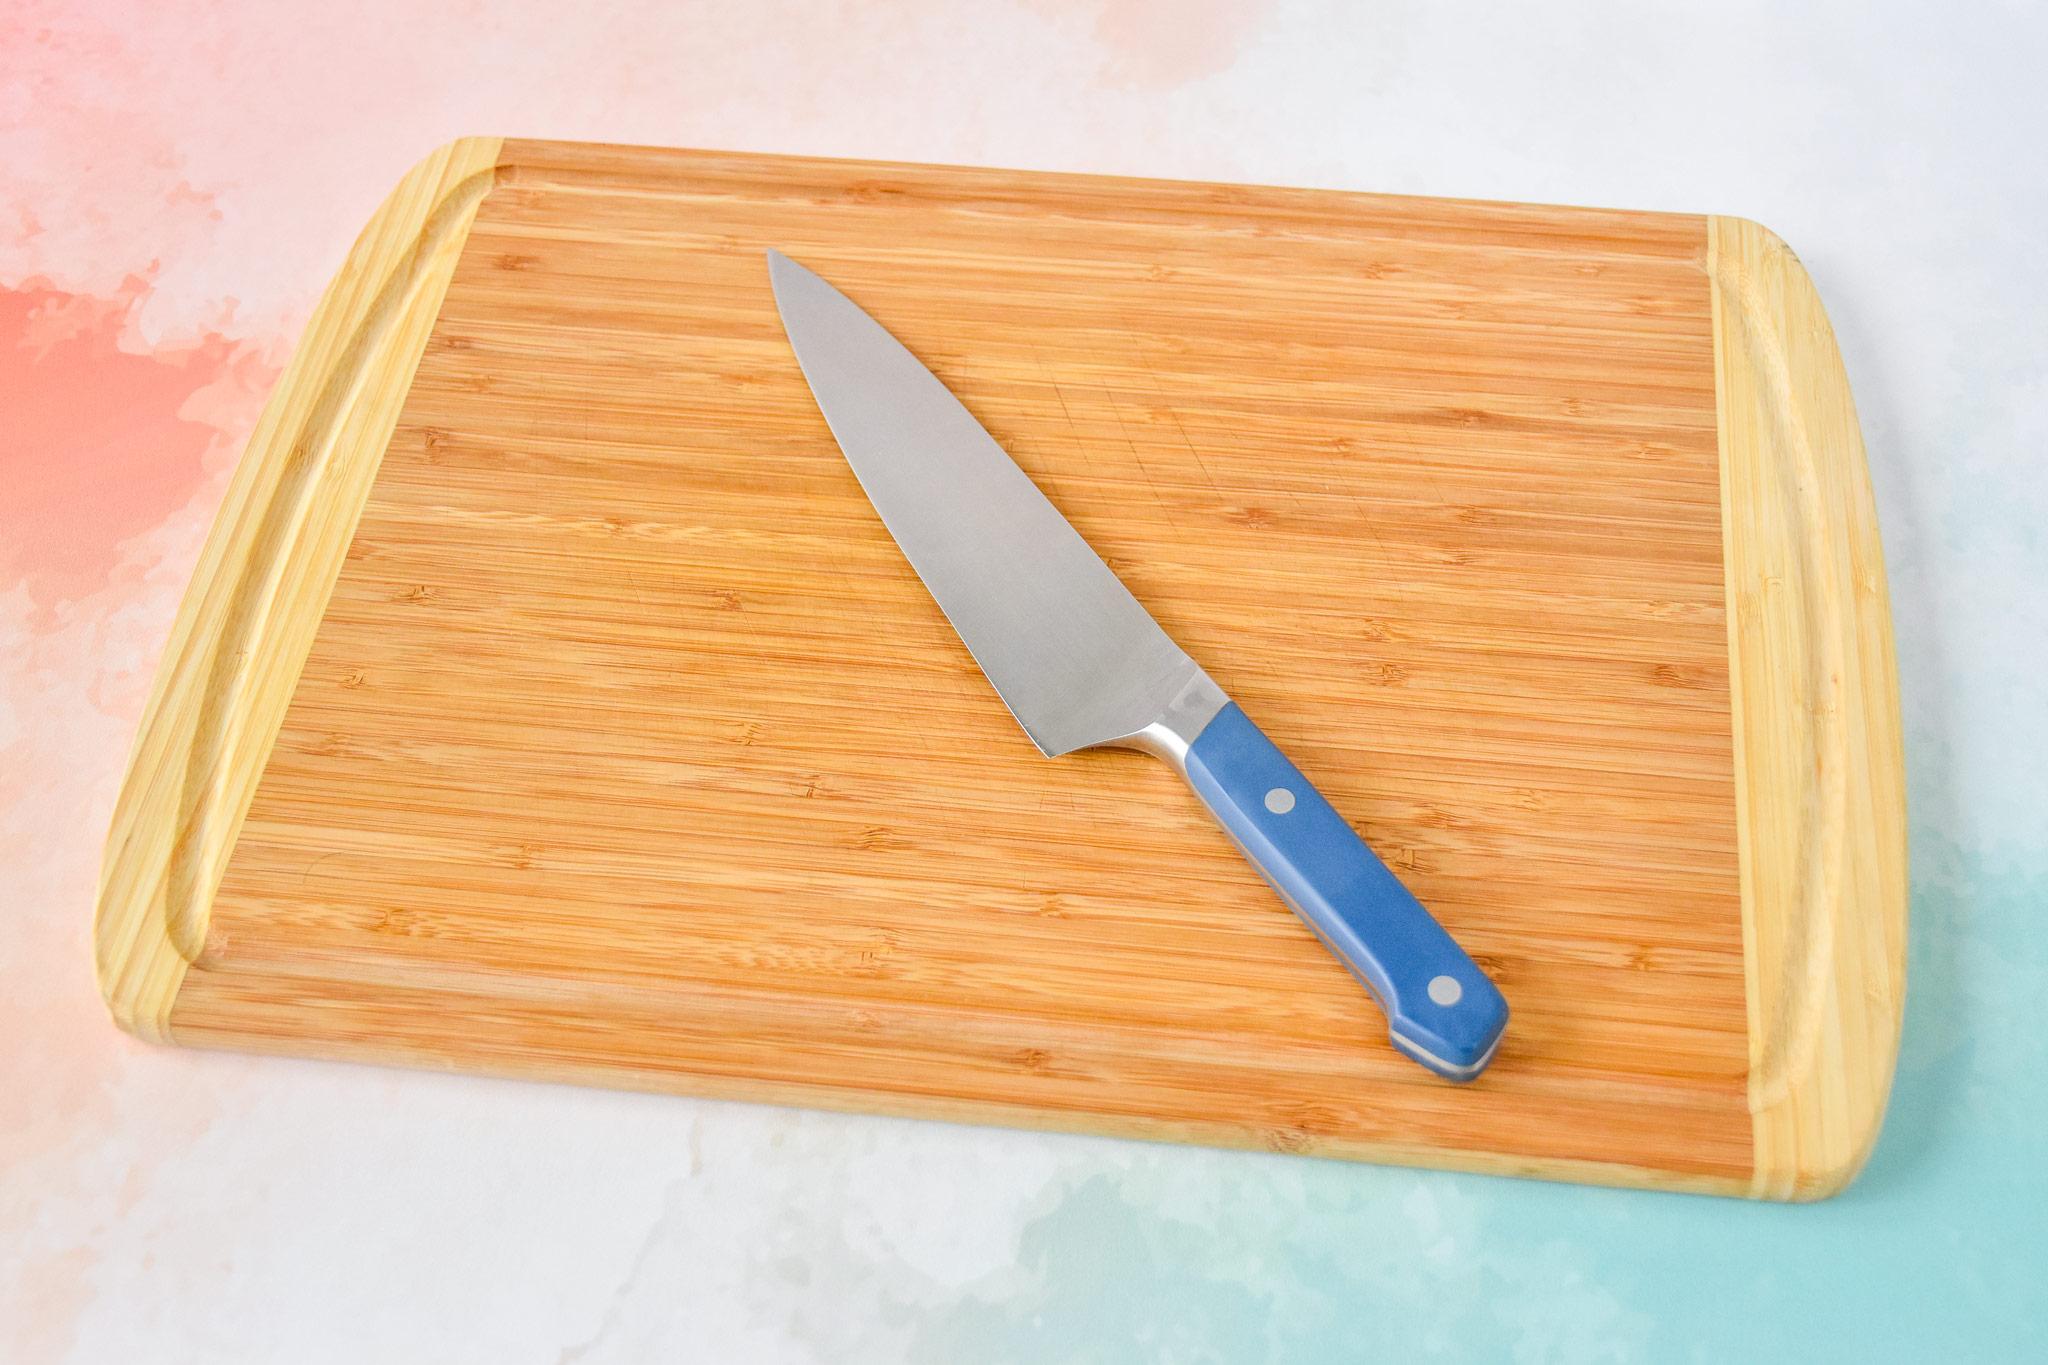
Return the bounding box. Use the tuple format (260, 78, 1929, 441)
(95, 139, 1905, 1199)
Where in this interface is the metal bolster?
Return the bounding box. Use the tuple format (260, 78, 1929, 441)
(1106, 664, 1230, 776)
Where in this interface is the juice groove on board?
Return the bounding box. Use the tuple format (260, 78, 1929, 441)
(93, 138, 504, 1039)
(1707, 216, 1907, 1198)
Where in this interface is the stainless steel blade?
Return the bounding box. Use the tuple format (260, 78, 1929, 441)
(768, 250, 1212, 758)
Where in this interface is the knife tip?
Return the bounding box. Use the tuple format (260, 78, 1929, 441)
(765, 247, 806, 299)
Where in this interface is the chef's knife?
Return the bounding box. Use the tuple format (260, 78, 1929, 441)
(767, 250, 1508, 1080)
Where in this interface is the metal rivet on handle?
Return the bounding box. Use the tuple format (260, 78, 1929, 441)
(1264, 787, 1295, 814)
(1428, 975, 1463, 1007)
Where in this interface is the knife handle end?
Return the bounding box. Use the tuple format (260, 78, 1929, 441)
(1183, 703, 1508, 1081)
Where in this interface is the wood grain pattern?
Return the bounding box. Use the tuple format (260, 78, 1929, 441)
(94, 137, 503, 1040)
(1708, 216, 1907, 1198)
(94, 140, 1904, 1196)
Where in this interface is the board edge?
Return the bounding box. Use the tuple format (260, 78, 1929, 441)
(164, 1007, 1756, 1199)
(1707, 215, 1909, 1201)
(92, 136, 507, 1042)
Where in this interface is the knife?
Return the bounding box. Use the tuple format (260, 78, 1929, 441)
(767, 250, 1508, 1081)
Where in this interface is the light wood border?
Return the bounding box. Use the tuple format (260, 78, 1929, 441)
(1707, 216, 1908, 1199)
(93, 137, 505, 1040)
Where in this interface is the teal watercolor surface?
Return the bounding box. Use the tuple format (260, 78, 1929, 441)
(898, 845, 2046, 1363)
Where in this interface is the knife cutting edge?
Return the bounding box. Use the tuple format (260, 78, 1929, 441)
(766, 249, 1508, 1081)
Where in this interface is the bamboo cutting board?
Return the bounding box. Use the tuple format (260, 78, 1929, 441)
(95, 139, 1905, 1199)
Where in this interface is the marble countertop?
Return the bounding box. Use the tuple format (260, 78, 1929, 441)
(6, 2, 2044, 1359)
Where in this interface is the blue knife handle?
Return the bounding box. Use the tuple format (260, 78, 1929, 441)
(1183, 704, 1508, 1080)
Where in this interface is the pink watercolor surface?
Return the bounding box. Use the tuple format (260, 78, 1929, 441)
(0, 2, 1277, 1356)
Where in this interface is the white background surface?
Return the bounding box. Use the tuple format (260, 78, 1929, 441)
(5, 3, 2044, 1359)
